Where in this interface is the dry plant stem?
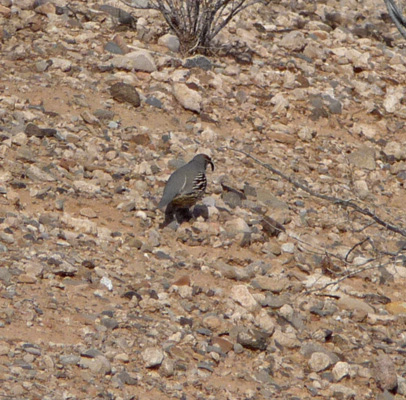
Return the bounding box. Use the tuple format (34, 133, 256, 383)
(121, 0, 267, 53)
(344, 237, 371, 262)
(304, 262, 377, 294)
(384, 0, 406, 39)
(224, 147, 406, 237)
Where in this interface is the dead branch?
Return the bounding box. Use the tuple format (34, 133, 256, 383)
(223, 146, 406, 237)
(304, 260, 377, 294)
(344, 237, 371, 262)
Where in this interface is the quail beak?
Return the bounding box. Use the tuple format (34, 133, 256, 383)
(209, 160, 214, 171)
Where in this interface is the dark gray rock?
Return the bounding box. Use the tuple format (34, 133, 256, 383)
(237, 329, 270, 351)
(104, 42, 125, 55)
(184, 55, 212, 71)
(145, 96, 163, 109)
(110, 82, 141, 107)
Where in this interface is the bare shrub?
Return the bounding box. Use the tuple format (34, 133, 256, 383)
(384, 0, 406, 39)
(122, 0, 269, 54)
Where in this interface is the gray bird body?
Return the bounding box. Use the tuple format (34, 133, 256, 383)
(158, 154, 214, 210)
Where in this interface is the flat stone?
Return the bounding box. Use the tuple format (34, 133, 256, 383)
(26, 165, 55, 182)
(60, 355, 80, 365)
(252, 276, 289, 294)
(17, 274, 37, 284)
(61, 214, 98, 235)
(256, 188, 288, 209)
(80, 355, 111, 376)
(51, 58, 72, 72)
(172, 83, 202, 112)
(212, 337, 233, 353)
(100, 317, 119, 330)
(330, 384, 356, 398)
(79, 207, 97, 219)
(184, 55, 212, 70)
(348, 146, 376, 170)
(337, 295, 374, 314)
(93, 109, 115, 120)
(97, 4, 136, 27)
(224, 218, 251, 235)
(113, 50, 157, 72)
(281, 242, 295, 253)
(237, 329, 269, 351)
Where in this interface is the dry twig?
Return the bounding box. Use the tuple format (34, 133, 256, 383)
(223, 146, 406, 237)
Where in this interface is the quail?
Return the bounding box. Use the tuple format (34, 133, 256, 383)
(158, 154, 214, 212)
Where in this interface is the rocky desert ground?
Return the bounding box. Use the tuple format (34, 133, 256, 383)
(2, 0, 406, 398)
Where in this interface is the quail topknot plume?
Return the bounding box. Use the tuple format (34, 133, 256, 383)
(158, 154, 214, 212)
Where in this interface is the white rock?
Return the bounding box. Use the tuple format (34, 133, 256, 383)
(177, 285, 193, 299)
(112, 50, 157, 72)
(351, 123, 377, 139)
(12, 132, 28, 146)
(298, 126, 316, 141)
(231, 285, 258, 311)
(80, 355, 111, 375)
(26, 165, 55, 182)
(383, 86, 404, 113)
(141, 347, 164, 368)
(281, 243, 295, 253)
(13, 0, 35, 10)
(150, 70, 170, 82)
(73, 180, 101, 194)
(100, 276, 113, 291)
(303, 42, 326, 60)
(61, 214, 98, 235)
(114, 353, 130, 363)
(331, 47, 348, 57)
(353, 180, 369, 200)
(158, 33, 180, 52)
(225, 218, 251, 235)
(346, 48, 370, 68)
(172, 83, 202, 112)
(384, 141, 406, 160)
(337, 295, 374, 314)
(279, 31, 306, 51)
(51, 58, 72, 72)
(309, 352, 332, 372)
(333, 361, 350, 382)
(170, 69, 189, 82)
(386, 265, 406, 278)
(271, 93, 289, 114)
(279, 304, 294, 320)
(200, 127, 218, 142)
(272, 328, 300, 348)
